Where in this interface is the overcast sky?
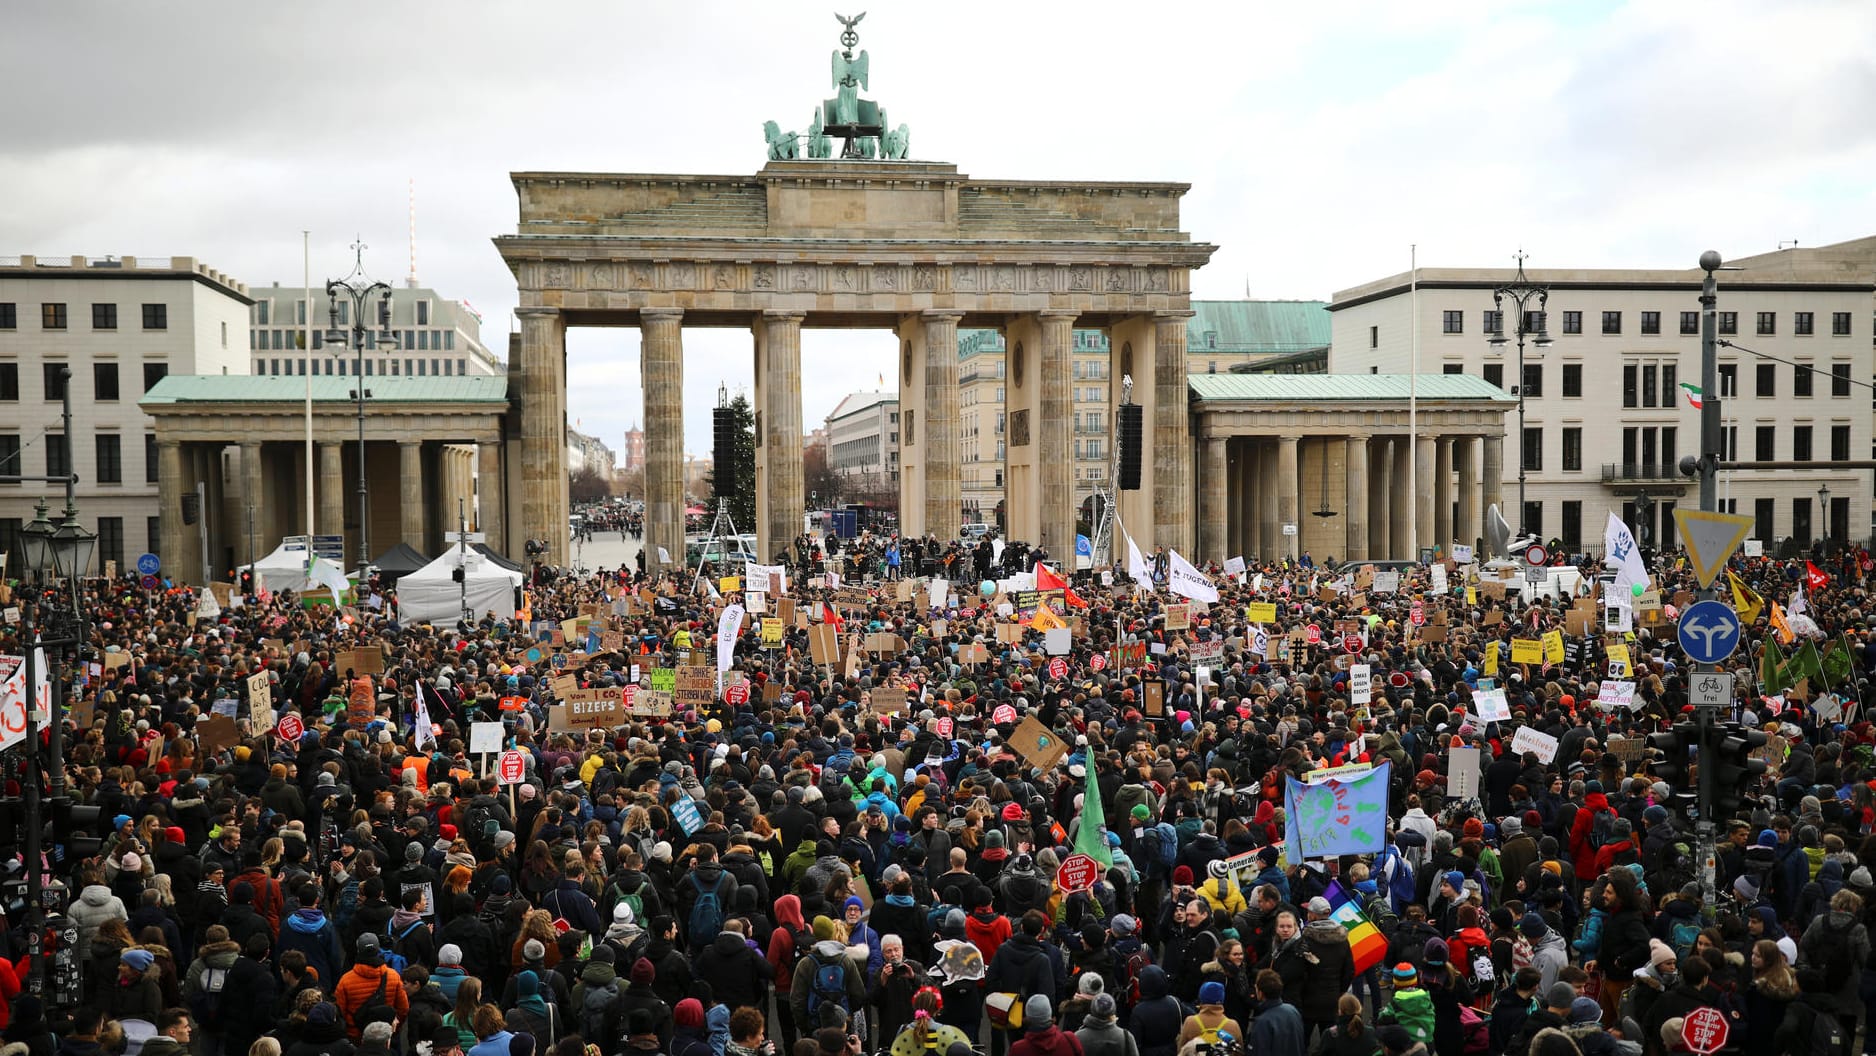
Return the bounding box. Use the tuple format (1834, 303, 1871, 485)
(6, 1, 1874, 457)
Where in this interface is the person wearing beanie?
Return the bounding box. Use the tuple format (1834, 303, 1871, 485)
(1497, 816, 1540, 894)
(1178, 980, 1243, 1050)
(669, 998, 714, 1056)
(1570, 784, 1619, 886)
(1592, 816, 1640, 876)
(1521, 912, 1567, 993)
(613, 956, 671, 1053)
(1009, 994, 1081, 1056)
(788, 912, 866, 1041)
(1507, 981, 1578, 1056)
(1377, 963, 1434, 1047)
(106, 948, 162, 1023)
(1073, 992, 1132, 1056)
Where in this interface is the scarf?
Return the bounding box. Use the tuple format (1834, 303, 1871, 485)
(515, 971, 550, 1019)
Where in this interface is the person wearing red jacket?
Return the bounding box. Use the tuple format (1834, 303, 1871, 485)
(1591, 816, 1641, 877)
(1570, 788, 1617, 884)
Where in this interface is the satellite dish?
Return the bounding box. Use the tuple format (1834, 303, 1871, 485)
(1485, 504, 1512, 559)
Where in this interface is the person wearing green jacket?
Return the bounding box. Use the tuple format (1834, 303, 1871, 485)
(1376, 962, 1436, 1047)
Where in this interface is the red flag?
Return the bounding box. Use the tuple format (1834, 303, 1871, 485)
(1034, 562, 1088, 608)
(822, 601, 844, 633)
(1807, 561, 1831, 592)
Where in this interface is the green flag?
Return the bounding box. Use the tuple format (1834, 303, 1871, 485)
(1787, 639, 1825, 687)
(1073, 757, 1113, 869)
(1822, 636, 1854, 688)
(1761, 638, 1790, 695)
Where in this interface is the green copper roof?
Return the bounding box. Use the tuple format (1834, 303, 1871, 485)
(140, 374, 508, 405)
(1188, 373, 1513, 402)
(1188, 300, 1330, 354)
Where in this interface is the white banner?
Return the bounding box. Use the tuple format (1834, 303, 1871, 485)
(1604, 512, 1650, 601)
(1167, 549, 1220, 603)
(1596, 680, 1638, 709)
(1430, 563, 1449, 594)
(928, 577, 949, 611)
(744, 561, 789, 595)
(1372, 571, 1401, 595)
(1510, 725, 1559, 763)
(1471, 687, 1511, 722)
(1448, 745, 1481, 799)
(1250, 626, 1270, 658)
(1452, 544, 1474, 564)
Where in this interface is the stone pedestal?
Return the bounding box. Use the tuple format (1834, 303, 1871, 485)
(641, 308, 686, 574)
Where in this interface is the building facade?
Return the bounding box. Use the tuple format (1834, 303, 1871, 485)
(825, 391, 900, 485)
(246, 282, 502, 378)
(0, 254, 254, 574)
(620, 425, 645, 475)
(567, 427, 614, 476)
(1329, 241, 1876, 554)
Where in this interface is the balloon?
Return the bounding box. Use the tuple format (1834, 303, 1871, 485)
(1631, 582, 1646, 597)
(980, 580, 997, 597)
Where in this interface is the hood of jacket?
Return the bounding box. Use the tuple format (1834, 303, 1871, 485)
(580, 961, 618, 987)
(197, 940, 241, 969)
(1583, 792, 1610, 813)
(774, 893, 805, 931)
(79, 884, 116, 908)
(712, 931, 750, 958)
(1533, 929, 1567, 958)
(1138, 964, 1170, 1000)
(286, 907, 329, 934)
(1302, 919, 1346, 947)
(810, 939, 849, 961)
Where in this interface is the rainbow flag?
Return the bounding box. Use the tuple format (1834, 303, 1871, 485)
(1322, 879, 1390, 975)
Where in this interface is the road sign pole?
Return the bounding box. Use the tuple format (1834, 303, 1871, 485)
(1695, 251, 1723, 909)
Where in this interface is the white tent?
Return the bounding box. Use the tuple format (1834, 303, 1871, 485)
(396, 546, 523, 625)
(243, 544, 314, 593)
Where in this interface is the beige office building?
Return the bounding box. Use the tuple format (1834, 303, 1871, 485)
(1329, 238, 1876, 554)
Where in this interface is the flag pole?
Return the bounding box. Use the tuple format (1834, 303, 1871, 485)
(1408, 245, 1419, 558)
(304, 231, 315, 574)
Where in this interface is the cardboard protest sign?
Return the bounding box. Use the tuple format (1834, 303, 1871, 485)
(1607, 736, 1646, 762)
(197, 714, 241, 754)
(809, 625, 841, 665)
(1144, 681, 1165, 716)
(1447, 745, 1481, 799)
(674, 666, 715, 710)
(1471, 687, 1511, 722)
(1008, 716, 1069, 771)
(247, 671, 273, 729)
(630, 688, 674, 717)
(871, 686, 908, 714)
(1164, 604, 1190, 631)
(960, 642, 989, 664)
(1510, 638, 1543, 665)
(336, 648, 384, 677)
(1510, 725, 1559, 763)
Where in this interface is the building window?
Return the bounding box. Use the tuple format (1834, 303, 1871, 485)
(1832, 424, 1851, 462)
(0, 303, 14, 329)
(142, 303, 167, 330)
(147, 515, 160, 558)
(1523, 501, 1543, 538)
(1720, 312, 1738, 335)
(1369, 325, 1378, 349)
(1753, 497, 1774, 544)
(1482, 363, 1503, 389)
(1756, 311, 1776, 335)
(0, 435, 19, 479)
(1602, 311, 1622, 334)
(1724, 425, 1738, 461)
(96, 516, 122, 571)
(43, 362, 67, 401)
(44, 433, 67, 478)
(445, 332, 455, 351)
(1831, 363, 1851, 396)
(93, 362, 118, 401)
(1562, 311, 1582, 335)
(1794, 498, 1814, 545)
(1795, 311, 1814, 336)
(1641, 311, 1661, 335)
(1522, 427, 1543, 471)
(1756, 363, 1776, 398)
(1623, 364, 1638, 408)
(1642, 364, 1662, 407)
(1442, 363, 1463, 375)
(1793, 425, 1812, 461)
(1442, 310, 1463, 334)
(1833, 311, 1852, 336)
(0, 363, 16, 401)
(1755, 425, 1775, 461)
(1794, 364, 1813, 398)
(95, 434, 121, 484)
(145, 433, 158, 483)
(41, 303, 66, 330)
(417, 300, 431, 325)
(1522, 363, 1543, 399)
(143, 362, 168, 392)
(1562, 427, 1582, 471)
(1561, 501, 1582, 550)
(1719, 363, 1737, 398)
(1482, 310, 1502, 335)
(255, 301, 270, 325)
(1662, 363, 1677, 403)
(1680, 311, 1699, 335)
(92, 303, 117, 329)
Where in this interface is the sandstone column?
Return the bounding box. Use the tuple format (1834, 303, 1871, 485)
(1154, 312, 1195, 554)
(1201, 435, 1229, 565)
(318, 441, 344, 555)
(641, 308, 686, 575)
(923, 310, 966, 540)
(1455, 436, 1479, 553)
(1390, 436, 1413, 559)
(476, 440, 506, 558)
(1231, 439, 1253, 561)
(1276, 436, 1300, 562)
(157, 440, 189, 582)
(1038, 310, 1077, 559)
(1257, 441, 1278, 561)
(1434, 436, 1454, 554)
(516, 307, 568, 565)
(1414, 434, 1436, 559)
(1482, 434, 1505, 543)
(1371, 439, 1393, 559)
(762, 310, 806, 560)
(399, 440, 424, 551)
(1344, 435, 1369, 561)
(239, 441, 264, 561)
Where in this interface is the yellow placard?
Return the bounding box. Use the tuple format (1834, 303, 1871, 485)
(760, 617, 783, 645)
(1245, 602, 1277, 624)
(1484, 643, 1499, 676)
(1510, 638, 1543, 664)
(1542, 629, 1565, 665)
(719, 576, 741, 594)
(1607, 642, 1632, 672)
(1466, 586, 1478, 606)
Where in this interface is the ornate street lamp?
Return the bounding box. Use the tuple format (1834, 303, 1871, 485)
(48, 503, 96, 580)
(1487, 253, 1551, 536)
(324, 239, 397, 575)
(19, 498, 54, 581)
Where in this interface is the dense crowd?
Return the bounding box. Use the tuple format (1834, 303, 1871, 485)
(4, 532, 1876, 1056)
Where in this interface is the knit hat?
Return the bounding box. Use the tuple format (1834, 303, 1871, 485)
(1853, 866, 1874, 888)
(1462, 817, 1484, 839)
(1023, 994, 1051, 1030)
(1523, 810, 1543, 830)
(1078, 972, 1105, 996)
(1546, 982, 1577, 1009)
(405, 841, 424, 862)
(120, 948, 155, 972)
(1173, 865, 1195, 886)
(1423, 938, 1448, 967)
(120, 852, 142, 871)
(1499, 816, 1522, 836)
(309, 1003, 339, 1027)
(1520, 912, 1548, 939)
(813, 916, 837, 941)
(1442, 870, 1466, 893)
(1734, 875, 1761, 900)
(1649, 939, 1676, 967)
(589, 945, 615, 964)
(674, 999, 705, 1029)
(1257, 846, 1280, 867)
(1391, 963, 1419, 987)
(1377, 1025, 1415, 1056)
(508, 1034, 534, 1056)
(631, 957, 655, 985)
(1090, 993, 1118, 1020)
(1131, 804, 1151, 821)
(523, 938, 546, 962)
(1569, 997, 1602, 1025)
(1111, 914, 1137, 937)
(1198, 981, 1226, 1006)
(843, 895, 865, 917)
(438, 944, 463, 966)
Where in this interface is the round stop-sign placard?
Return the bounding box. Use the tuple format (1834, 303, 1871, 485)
(1056, 852, 1101, 893)
(275, 713, 305, 742)
(1089, 652, 1107, 672)
(992, 703, 1018, 725)
(1680, 1007, 1729, 1055)
(724, 682, 750, 706)
(1342, 634, 1363, 654)
(1048, 657, 1069, 681)
(1306, 624, 1322, 645)
(1410, 602, 1425, 627)
(1389, 671, 1410, 688)
(497, 749, 527, 786)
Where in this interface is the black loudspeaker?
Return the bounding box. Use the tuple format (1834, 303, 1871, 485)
(712, 407, 736, 475)
(1117, 403, 1144, 491)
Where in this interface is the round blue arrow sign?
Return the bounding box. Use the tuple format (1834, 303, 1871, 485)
(1677, 599, 1742, 665)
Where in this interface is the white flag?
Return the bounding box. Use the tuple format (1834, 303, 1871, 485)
(1250, 625, 1270, 658)
(716, 603, 744, 673)
(1167, 550, 1220, 604)
(309, 557, 351, 601)
(1602, 512, 1649, 602)
(414, 693, 434, 751)
(1126, 531, 1151, 583)
(1789, 588, 1808, 617)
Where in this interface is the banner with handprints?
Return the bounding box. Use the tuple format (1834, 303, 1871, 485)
(1284, 760, 1390, 859)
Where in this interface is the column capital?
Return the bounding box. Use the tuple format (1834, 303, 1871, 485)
(1037, 309, 1080, 320)
(760, 309, 807, 322)
(639, 307, 685, 321)
(397, 438, 421, 448)
(514, 306, 559, 319)
(1153, 309, 1198, 321)
(921, 309, 967, 322)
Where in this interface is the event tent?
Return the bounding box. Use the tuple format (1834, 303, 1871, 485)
(370, 543, 431, 586)
(395, 546, 523, 625)
(243, 544, 314, 593)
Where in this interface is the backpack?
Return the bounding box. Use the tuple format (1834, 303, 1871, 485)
(1810, 920, 1856, 982)
(687, 872, 725, 943)
(578, 977, 619, 1040)
(804, 950, 849, 1020)
(1797, 1002, 1846, 1056)
(1458, 1005, 1491, 1055)
(465, 800, 501, 854)
(1378, 848, 1417, 912)
(608, 875, 646, 926)
(1586, 810, 1615, 853)
(1151, 823, 1179, 871)
(188, 965, 230, 1027)
(1363, 893, 1400, 940)
(1667, 915, 1702, 963)
(357, 970, 397, 1030)
(382, 918, 423, 974)
(1470, 947, 1495, 987)
(1123, 948, 1152, 1006)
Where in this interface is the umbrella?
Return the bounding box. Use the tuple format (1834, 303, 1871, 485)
(685, 505, 707, 515)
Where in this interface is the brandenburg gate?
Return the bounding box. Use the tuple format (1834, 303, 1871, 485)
(494, 16, 1216, 569)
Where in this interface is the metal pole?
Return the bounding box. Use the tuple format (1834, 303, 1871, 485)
(1516, 328, 1526, 535)
(305, 232, 314, 544)
(1695, 250, 1723, 907)
(458, 496, 469, 625)
(21, 605, 43, 994)
(356, 319, 368, 575)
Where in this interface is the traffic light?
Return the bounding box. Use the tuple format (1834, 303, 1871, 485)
(1712, 724, 1770, 822)
(1117, 403, 1144, 491)
(1648, 723, 1697, 790)
(49, 799, 102, 861)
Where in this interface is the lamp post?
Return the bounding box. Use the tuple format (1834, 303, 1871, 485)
(1488, 252, 1552, 536)
(322, 241, 396, 577)
(1818, 483, 1831, 549)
